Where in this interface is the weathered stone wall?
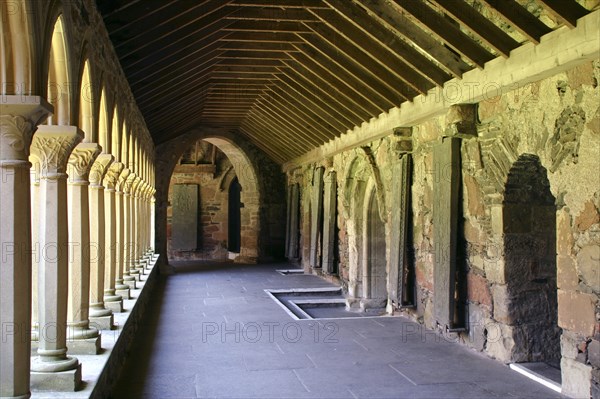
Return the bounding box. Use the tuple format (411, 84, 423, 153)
(290, 60, 600, 397)
(167, 147, 233, 261)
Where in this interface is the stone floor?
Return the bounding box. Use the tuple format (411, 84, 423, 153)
(111, 261, 564, 399)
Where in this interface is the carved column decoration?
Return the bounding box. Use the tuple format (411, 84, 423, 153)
(65, 143, 101, 354)
(88, 153, 115, 329)
(103, 162, 124, 312)
(29, 125, 83, 389)
(0, 97, 52, 398)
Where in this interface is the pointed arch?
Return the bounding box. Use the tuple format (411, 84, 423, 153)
(111, 105, 120, 160)
(78, 58, 94, 142)
(0, 0, 34, 95)
(45, 14, 70, 125)
(98, 87, 109, 153)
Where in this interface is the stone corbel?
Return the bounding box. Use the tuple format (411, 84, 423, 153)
(117, 168, 131, 193)
(67, 143, 102, 184)
(90, 154, 115, 187)
(443, 104, 478, 139)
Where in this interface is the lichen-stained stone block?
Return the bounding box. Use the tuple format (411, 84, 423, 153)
(558, 289, 597, 337)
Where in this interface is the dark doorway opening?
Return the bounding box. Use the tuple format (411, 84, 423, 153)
(228, 177, 241, 253)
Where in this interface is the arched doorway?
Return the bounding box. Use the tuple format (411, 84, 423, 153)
(228, 177, 241, 253)
(503, 154, 560, 368)
(366, 188, 387, 303)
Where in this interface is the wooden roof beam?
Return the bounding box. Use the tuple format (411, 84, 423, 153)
(536, 0, 589, 29)
(480, 0, 552, 44)
(430, 0, 520, 58)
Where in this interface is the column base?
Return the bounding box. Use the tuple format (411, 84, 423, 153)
(105, 299, 123, 313)
(66, 335, 101, 355)
(116, 287, 131, 299)
(0, 393, 31, 399)
(31, 363, 81, 392)
(129, 270, 141, 281)
(123, 278, 137, 289)
(89, 313, 114, 330)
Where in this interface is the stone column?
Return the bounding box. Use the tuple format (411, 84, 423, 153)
(388, 128, 413, 312)
(29, 125, 83, 391)
(122, 172, 139, 285)
(322, 167, 337, 275)
(88, 154, 114, 330)
(102, 162, 124, 312)
(288, 183, 300, 260)
(310, 167, 324, 268)
(65, 143, 101, 354)
(0, 97, 51, 399)
(116, 169, 135, 292)
(130, 176, 143, 277)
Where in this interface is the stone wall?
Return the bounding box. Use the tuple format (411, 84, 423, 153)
(167, 144, 234, 261)
(289, 60, 600, 397)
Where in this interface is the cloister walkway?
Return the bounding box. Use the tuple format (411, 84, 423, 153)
(112, 262, 562, 399)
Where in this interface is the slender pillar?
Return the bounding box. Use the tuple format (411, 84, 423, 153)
(116, 169, 135, 292)
(88, 154, 114, 329)
(322, 168, 337, 274)
(65, 143, 101, 354)
(129, 176, 142, 278)
(288, 183, 300, 259)
(29, 125, 83, 390)
(389, 129, 414, 311)
(0, 97, 51, 399)
(310, 167, 324, 268)
(102, 162, 124, 312)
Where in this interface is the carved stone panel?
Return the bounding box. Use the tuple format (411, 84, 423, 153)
(433, 137, 460, 329)
(310, 167, 324, 268)
(172, 184, 198, 251)
(322, 170, 337, 274)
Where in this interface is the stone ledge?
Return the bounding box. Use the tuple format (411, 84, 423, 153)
(30, 256, 160, 399)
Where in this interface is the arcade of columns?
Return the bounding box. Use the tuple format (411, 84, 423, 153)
(1, 2, 157, 396)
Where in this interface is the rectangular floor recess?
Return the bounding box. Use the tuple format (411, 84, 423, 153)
(509, 362, 561, 393)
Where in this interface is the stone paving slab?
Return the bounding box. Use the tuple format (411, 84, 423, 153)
(111, 261, 565, 399)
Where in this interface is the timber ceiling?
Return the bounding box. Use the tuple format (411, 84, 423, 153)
(96, 0, 593, 164)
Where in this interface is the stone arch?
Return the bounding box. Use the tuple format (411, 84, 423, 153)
(43, 12, 71, 125)
(155, 128, 262, 269)
(77, 57, 94, 142)
(110, 105, 120, 161)
(98, 86, 109, 153)
(0, 0, 35, 95)
(501, 154, 560, 367)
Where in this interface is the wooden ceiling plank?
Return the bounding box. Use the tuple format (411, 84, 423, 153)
(308, 9, 434, 94)
(279, 63, 367, 126)
(230, 0, 330, 8)
(104, 0, 176, 34)
(238, 124, 299, 163)
(117, 0, 233, 55)
(430, 0, 520, 57)
(325, 0, 452, 86)
(258, 90, 335, 143)
(224, 7, 318, 22)
(291, 43, 391, 112)
(219, 50, 292, 60)
(253, 96, 325, 147)
(244, 111, 307, 154)
(299, 33, 407, 106)
(210, 72, 278, 80)
(354, 0, 471, 77)
(266, 86, 341, 140)
(221, 20, 314, 33)
(221, 31, 304, 43)
(287, 51, 381, 116)
(392, 0, 495, 68)
(479, 0, 552, 43)
(213, 65, 284, 74)
(535, 0, 589, 29)
(217, 41, 300, 52)
(275, 73, 354, 132)
(215, 58, 285, 67)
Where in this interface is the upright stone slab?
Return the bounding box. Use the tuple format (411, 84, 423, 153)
(433, 137, 461, 329)
(389, 129, 413, 308)
(285, 183, 292, 258)
(29, 125, 83, 391)
(310, 167, 324, 268)
(288, 183, 300, 259)
(322, 169, 337, 274)
(0, 96, 51, 399)
(172, 184, 198, 250)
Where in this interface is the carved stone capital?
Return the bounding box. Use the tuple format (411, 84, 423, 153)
(104, 161, 124, 190)
(30, 126, 83, 176)
(123, 172, 137, 195)
(67, 143, 101, 183)
(89, 153, 115, 186)
(131, 176, 142, 197)
(0, 97, 53, 161)
(116, 168, 131, 192)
